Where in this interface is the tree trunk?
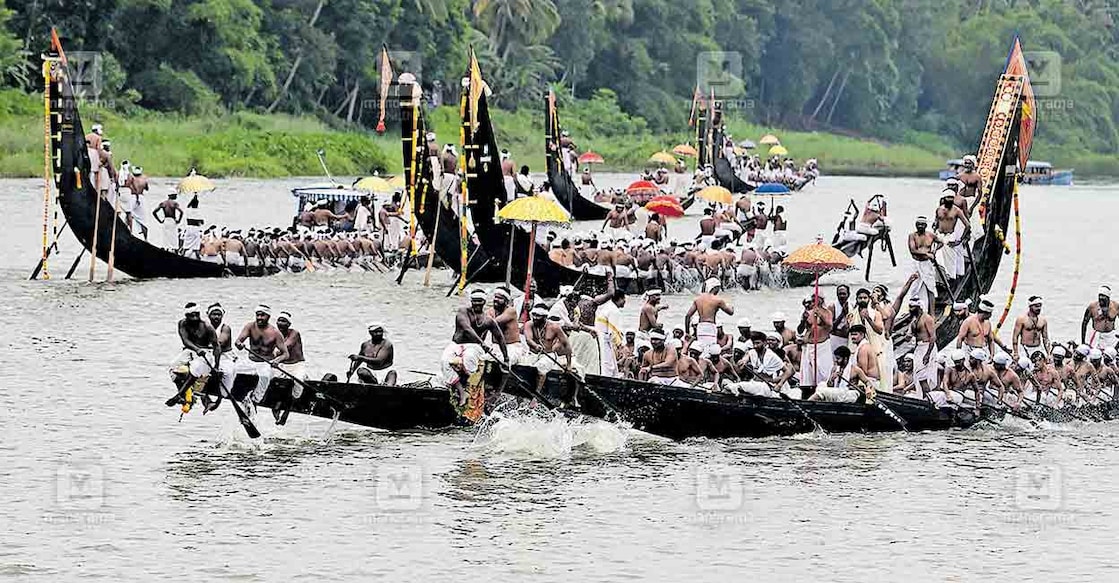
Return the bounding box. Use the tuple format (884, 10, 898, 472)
(315, 84, 329, 107)
(810, 68, 841, 120)
(332, 81, 352, 117)
(266, 0, 327, 113)
(825, 69, 852, 124)
(345, 83, 360, 123)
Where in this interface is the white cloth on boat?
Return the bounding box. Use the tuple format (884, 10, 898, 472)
(1089, 329, 1116, 350)
(236, 358, 274, 403)
(161, 220, 180, 250)
(440, 343, 485, 387)
(225, 252, 245, 267)
(799, 338, 833, 387)
(200, 253, 222, 264)
(383, 217, 404, 250)
(595, 302, 624, 378)
(813, 384, 859, 403)
(694, 322, 718, 353)
(568, 330, 600, 375)
(909, 259, 937, 311)
(745, 348, 785, 378)
(937, 220, 967, 280)
(171, 349, 213, 379)
(911, 342, 938, 392)
(725, 380, 776, 397)
(181, 225, 202, 254)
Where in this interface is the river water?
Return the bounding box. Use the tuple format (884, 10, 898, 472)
(3, 175, 1119, 581)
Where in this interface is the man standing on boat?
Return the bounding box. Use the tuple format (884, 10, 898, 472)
(514, 165, 534, 199)
(830, 284, 852, 352)
(501, 150, 516, 203)
(123, 166, 150, 239)
(234, 304, 289, 409)
(351, 324, 397, 385)
(1012, 296, 1051, 359)
(685, 278, 735, 355)
(797, 293, 834, 394)
(379, 193, 405, 251)
(595, 287, 627, 378)
(906, 293, 938, 398)
(440, 144, 460, 202)
(1081, 285, 1119, 349)
(638, 329, 678, 383)
(638, 289, 667, 343)
(152, 192, 184, 251)
(956, 155, 981, 201)
(934, 193, 969, 287)
(907, 216, 941, 312)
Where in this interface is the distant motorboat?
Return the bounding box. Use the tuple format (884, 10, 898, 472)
(939, 158, 1073, 185)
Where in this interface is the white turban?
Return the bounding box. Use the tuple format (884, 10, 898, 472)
(255, 304, 272, 316)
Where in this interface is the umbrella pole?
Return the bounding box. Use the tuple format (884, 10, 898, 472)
(88, 187, 101, 282)
(813, 272, 820, 386)
(523, 224, 537, 315)
(107, 185, 121, 282)
(505, 222, 515, 286)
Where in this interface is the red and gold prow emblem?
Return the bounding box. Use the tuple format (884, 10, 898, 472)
(973, 75, 1023, 223)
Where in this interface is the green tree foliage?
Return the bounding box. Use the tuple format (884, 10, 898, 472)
(1, 0, 1115, 165)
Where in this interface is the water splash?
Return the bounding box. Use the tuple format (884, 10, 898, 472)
(471, 400, 629, 458)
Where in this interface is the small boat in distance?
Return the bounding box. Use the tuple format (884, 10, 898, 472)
(939, 158, 1073, 185)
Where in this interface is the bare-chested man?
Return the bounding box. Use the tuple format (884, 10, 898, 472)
(992, 353, 1024, 409)
(797, 293, 834, 392)
(956, 155, 981, 202)
(487, 288, 521, 362)
(443, 289, 508, 404)
(1082, 285, 1119, 349)
(639, 330, 678, 382)
(123, 166, 150, 237)
(908, 216, 941, 311)
(235, 304, 290, 406)
(602, 204, 631, 240)
(907, 295, 938, 397)
(172, 302, 217, 379)
(1012, 295, 1050, 359)
(313, 202, 346, 228)
(351, 324, 397, 385)
(968, 349, 1006, 408)
(956, 298, 998, 355)
(935, 193, 969, 286)
(771, 312, 796, 346)
(638, 289, 667, 339)
(848, 325, 879, 400)
(224, 232, 247, 267)
(153, 192, 183, 251)
(645, 214, 663, 242)
(685, 278, 734, 354)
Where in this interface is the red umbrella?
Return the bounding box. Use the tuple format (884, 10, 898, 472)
(578, 151, 604, 165)
(783, 236, 855, 387)
(626, 180, 660, 203)
(645, 197, 684, 218)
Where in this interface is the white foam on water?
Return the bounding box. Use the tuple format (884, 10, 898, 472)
(471, 402, 629, 458)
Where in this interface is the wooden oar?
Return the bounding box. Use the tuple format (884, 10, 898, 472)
(88, 190, 102, 281)
(28, 219, 69, 280)
(169, 353, 260, 439)
(64, 247, 86, 279)
(422, 201, 443, 287)
(778, 392, 826, 434)
(106, 186, 122, 282)
(446, 254, 492, 298)
(537, 351, 622, 421)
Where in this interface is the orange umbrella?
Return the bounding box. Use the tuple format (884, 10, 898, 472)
(672, 143, 698, 157)
(783, 236, 855, 383)
(578, 151, 604, 165)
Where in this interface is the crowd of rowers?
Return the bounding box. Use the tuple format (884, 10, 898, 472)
(436, 262, 1119, 415)
(170, 269, 1119, 420)
(172, 301, 398, 420)
(727, 149, 820, 190)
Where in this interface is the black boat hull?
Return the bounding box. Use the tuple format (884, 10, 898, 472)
(545, 92, 610, 221)
(515, 369, 982, 440)
(182, 373, 465, 431)
(50, 65, 264, 279)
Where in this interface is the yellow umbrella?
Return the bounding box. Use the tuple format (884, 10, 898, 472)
(759, 134, 781, 145)
(497, 196, 572, 307)
(388, 175, 406, 189)
(177, 169, 215, 195)
(769, 145, 789, 156)
(648, 151, 677, 165)
(672, 144, 698, 157)
(696, 185, 733, 205)
(353, 176, 393, 193)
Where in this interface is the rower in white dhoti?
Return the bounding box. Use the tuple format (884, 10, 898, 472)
(234, 304, 289, 408)
(907, 216, 941, 313)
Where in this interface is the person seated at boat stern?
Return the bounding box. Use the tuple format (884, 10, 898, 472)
(351, 323, 397, 385)
(809, 346, 875, 403)
(443, 288, 508, 407)
(234, 304, 289, 410)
